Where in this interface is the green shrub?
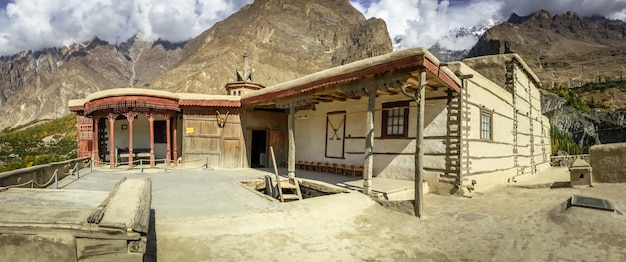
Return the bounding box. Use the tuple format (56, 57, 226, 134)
(550, 125, 586, 155)
(0, 115, 77, 172)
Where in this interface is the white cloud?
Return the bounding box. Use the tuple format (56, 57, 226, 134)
(351, 0, 626, 51)
(0, 0, 251, 55)
(1, 0, 626, 56)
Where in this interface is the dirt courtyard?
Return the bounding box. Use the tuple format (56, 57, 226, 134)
(155, 179, 626, 261)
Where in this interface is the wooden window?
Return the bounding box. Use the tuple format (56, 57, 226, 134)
(78, 117, 93, 140)
(480, 110, 492, 140)
(382, 101, 409, 137)
(154, 120, 167, 143)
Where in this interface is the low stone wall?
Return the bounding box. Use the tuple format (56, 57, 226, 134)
(589, 143, 626, 183)
(0, 157, 90, 188)
(550, 155, 590, 167)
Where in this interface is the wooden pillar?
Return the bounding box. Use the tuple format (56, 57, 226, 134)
(287, 104, 296, 179)
(173, 114, 178, 166)
(148, 113, 155, 167)
(126, 112, 137, 169)
(414, 70, 426, 218)
(364, 86, 376, 195)
(92, 116, 99, 166)
(108, 113, 116, 169)
(166, 114, 171, 166)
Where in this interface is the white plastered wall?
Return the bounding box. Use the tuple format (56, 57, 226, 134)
(294, 92, 449, 181)
(451, 60, 552, 191)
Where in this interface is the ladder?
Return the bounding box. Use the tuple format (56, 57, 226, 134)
(270, 146, 302, 202)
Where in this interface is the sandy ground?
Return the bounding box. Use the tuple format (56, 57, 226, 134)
(155, 181, 626, 261)
(57, 167, 626, 261)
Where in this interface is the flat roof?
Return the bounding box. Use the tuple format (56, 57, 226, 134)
(69, 88, 242, 111)
(241, 47, 461, 105)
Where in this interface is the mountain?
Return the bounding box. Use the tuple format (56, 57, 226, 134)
(467, 10, 626, 150)
(0, 37, 185, 130)
(468, 10, 626, 86)
(425, 20, 497, 62)
(0, 0, 391, 130)
(150, 0, 391, 93)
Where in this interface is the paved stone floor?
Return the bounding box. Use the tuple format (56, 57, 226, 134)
(54, 166, 626, 261)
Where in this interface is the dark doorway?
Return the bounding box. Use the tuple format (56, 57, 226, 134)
(251, 130, 267, 168)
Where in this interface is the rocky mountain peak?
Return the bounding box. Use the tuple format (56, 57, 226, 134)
(150, 0, 391, 94)
(0, 0, 391, 130)
(0, 36, 185, 129)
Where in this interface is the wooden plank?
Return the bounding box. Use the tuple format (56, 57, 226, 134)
(79, 252, 144, 262)
(131, 179, 151, 234)
(0, 225, 139, 240)
(77, 238, 127, 260)
(270, 146, 285, 202)
(222, 140, 242, 168)
(0, 233, 77, 262)
(99, 179, 151, 233)
(88, 177, 127, 224)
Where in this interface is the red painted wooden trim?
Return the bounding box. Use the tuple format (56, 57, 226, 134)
(84, 96, 180, 115)
(178, 100, 240, 107)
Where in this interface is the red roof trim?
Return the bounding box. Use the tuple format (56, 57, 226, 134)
(69, 106, 84, 112)
(423, 57, 461, 92)
(84, 96, 180, 114)
(178, 100, 241, 107)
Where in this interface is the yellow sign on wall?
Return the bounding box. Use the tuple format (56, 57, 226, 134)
(185, 127, 194, 134)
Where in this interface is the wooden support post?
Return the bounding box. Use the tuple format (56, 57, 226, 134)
(108, 113, 116, 169)
(148, 113, 155, 167)
(93, 116, 99, 165)
(173, 114, 178, 166)
(288, 104, 296, 179)
(165, 114, 171, 166)
(126, 112, 136, 169)
(364, 86, 376, 195)
(414, 70, 426, 218)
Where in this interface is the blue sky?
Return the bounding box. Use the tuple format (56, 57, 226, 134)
(0, 0, 10, 9)
(0, 0, 626, 56)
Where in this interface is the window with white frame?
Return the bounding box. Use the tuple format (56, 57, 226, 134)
(480, 110, 492, 140)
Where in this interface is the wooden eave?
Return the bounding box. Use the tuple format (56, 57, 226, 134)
(69, 106, 84, 113)
(84, 96, 181, 115)
(241, 53, 460, 107)
(178, 99, 241, 107)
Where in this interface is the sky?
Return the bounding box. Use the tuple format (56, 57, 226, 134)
(0, 0, 626, 56)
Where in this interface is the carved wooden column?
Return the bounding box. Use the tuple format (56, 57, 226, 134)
(92, 116, 99, 166)
(364, 86, 376, 195)
(165, 113, 171, 166)
(125, 112, 137, 169)
(108, 113, 116, 169)
(173, 114, 178, 165)
(148, 113, 155, 167)
(287, 105, 296, 179)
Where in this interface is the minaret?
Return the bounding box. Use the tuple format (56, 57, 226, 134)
(226, 49, 265, 96)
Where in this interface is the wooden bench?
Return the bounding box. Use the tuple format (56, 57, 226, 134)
(286, 160, 363, 178)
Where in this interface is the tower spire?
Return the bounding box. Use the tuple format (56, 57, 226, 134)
(236, 48, 252, 82)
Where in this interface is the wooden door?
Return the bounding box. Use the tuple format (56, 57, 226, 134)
(183, 116, 221, 166)
(221, 114, 243, 168)
(325, 111, 346, 159)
